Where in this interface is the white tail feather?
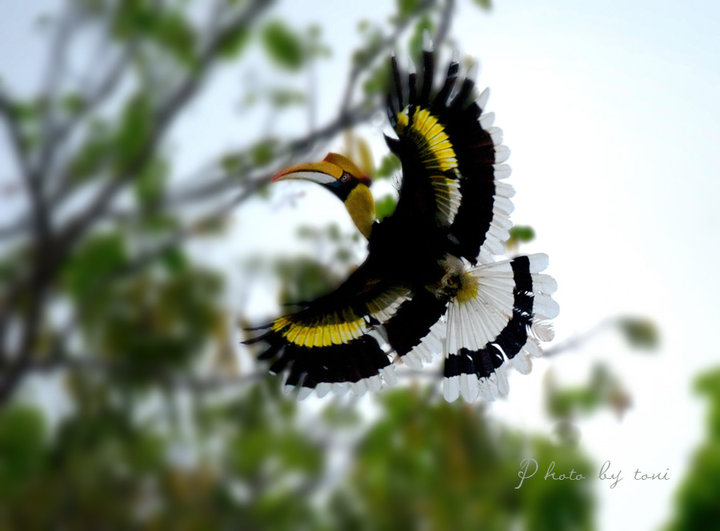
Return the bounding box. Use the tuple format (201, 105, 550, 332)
(442, 255, 558, 402)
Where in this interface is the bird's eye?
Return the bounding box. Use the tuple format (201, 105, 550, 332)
(340, 173, 351, 183)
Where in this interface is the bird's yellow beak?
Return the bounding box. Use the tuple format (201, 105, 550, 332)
(272, 160, 343, 185)
(272, 153, 375, 240)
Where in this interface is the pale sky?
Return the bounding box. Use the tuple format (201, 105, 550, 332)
(2, 1, 720, 529)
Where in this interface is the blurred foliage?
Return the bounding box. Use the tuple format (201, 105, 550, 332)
(275, 256, 342, 306)
(374, 152, 402, 179)
(617, 316, 660, 351)
(545, 363, 633, 423)
(342, 131, 375, 178)
(0, 1, 685, 530)
(473, 0, 493, 9)
(111, 0, 198, 68)
(666, 367, 720, 531)
(408, 14, 435, 59)
(332, 389, 594, 530)
(375, 194, 398, 221)
(262, 20, 305, 71)
(507, 225, 536, 248)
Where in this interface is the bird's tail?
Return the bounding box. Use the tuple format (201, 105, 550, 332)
(442, 254, 558, 402)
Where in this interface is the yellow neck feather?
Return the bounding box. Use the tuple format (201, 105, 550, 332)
(345, 185, 375, 239)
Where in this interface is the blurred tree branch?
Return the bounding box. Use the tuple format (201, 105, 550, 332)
(55, 0, 273, 257)
(0, 0, 454, 407)
(2, 0, 277, 404)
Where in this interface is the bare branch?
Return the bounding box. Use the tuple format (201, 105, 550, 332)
(0, 89, 50, 251)
(337, 0, 437, 119)
(0, 48, 134, 242)
(48, 47, 134, 195)
(1, 0, 443, 242)
(35, 4, 77, 178)
(0, 0, 461, 407)
(543, 320, 615, 358)
(55, 0, 273, 258)
(165, 102, 374, 210)
(433, 0, 455, 51)
(0, 273, 49, 403)
(0, 92, 31, 179)
(0, 0, 275, 407)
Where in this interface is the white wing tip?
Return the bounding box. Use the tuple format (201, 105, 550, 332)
(494, 144, 510, 163)
(527, 253, 549, 273)
(477, 87, 490, 110)
(423, 29, 433, 52)
(467, 60, 479, 81)
(443, 376, 460, 402)
(480, 111, 495, 129)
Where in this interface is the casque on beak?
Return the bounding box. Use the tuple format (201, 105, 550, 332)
(272, 160, 344, 185)
(271, 152, 375, 240)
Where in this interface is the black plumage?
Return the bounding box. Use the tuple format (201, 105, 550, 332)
(247, 43, 558, 402)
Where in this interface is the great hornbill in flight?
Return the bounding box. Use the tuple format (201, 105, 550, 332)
(246, 38, 558, 402)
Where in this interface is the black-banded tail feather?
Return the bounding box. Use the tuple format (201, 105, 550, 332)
(442, 254, 558, 402)
(247, 325, 400, 400)
(382, 290, 448, 368)
(248, 35, 558, 403)
(244, 272, 413, 399)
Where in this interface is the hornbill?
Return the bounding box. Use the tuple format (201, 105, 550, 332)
(246, 39, 558, 402)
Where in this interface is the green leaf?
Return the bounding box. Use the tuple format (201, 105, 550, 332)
(219, 26, 251, 59)
(396, 0, 420, 19)
(114, 93, 152, 171)
(508, 225, 536, 246)
(154, 11, 197, 67)
(472, 0, 493, 9)
(138, 212, 179, 234)
(160, 246, 188, 274)
(375, 195, 397, 221)
(133, 157, 168, 206)
(695, 368, 720, 399)
(8, 100, 40, 123)
(546, 363, 632, 420)
(0, 406, 46, 493)
(251, 139, 276, 166)
(375, 153, 401, 179)
(62, 232, 127, 300)
(219, 152, 247, 174)
(112, 3, 196, 67)
(617, 317, 659, 350)
(61, 92, 87, 115)
(268, 88, 306, 108)
(67, 122, 113, 182)
(275, 257, 339, 304)
(547, 386, 600, 418)
(262, 20, 304, 70)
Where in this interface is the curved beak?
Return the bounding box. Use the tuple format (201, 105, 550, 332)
(272, 161, 343, 185)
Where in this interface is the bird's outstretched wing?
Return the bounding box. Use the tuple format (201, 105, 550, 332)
(385, 47, 514, 264)
(249, 43, 558, 401)
(245, 260, 407, 397)
(384, 49, 560, 400)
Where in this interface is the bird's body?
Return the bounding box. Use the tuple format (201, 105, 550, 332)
(247, 40, 558, 402)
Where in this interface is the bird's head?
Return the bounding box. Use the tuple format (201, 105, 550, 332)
(273, 152, 376, 239)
